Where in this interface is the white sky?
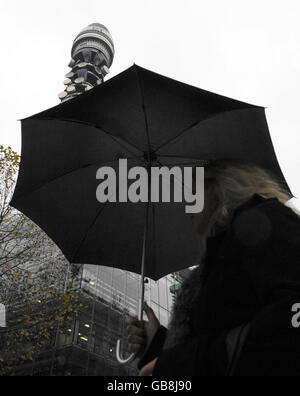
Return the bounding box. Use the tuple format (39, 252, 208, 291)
(1, 0, 300, 208)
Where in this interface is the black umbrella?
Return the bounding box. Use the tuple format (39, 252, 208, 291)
(11, 65, 292, 363)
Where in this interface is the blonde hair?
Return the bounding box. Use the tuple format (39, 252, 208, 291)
(195, 159, 298, 237)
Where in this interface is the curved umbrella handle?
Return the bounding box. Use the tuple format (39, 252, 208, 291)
(116, 225, 147, 365)
(116, 339, 137, 364)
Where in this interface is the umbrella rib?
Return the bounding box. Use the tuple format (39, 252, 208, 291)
(158, 157, 211, 167)
(159, 154, 211, 163)
(134, 66, 152, 159)
(34, 117, 144, 158)
(154, 107, 259, 153)
(70, 197, 113, 263)
(11, 156, 143, 203)
(156, 160, 196, 196)
(160, 160, 210, 167)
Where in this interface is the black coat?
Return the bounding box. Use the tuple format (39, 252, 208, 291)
(138, 194, 300, 376)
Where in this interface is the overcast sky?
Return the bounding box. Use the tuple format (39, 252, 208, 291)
(1, 0, 300, 208)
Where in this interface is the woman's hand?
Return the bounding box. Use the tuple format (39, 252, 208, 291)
(125, 302, 160, 357)
(139, 357, 158, 376)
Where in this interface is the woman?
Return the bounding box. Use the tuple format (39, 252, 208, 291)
(125, 159, 300, 376)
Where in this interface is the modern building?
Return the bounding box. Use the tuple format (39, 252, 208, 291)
(2, 263, 191, 376)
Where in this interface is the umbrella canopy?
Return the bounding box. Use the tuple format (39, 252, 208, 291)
(11, 64, 292, 280)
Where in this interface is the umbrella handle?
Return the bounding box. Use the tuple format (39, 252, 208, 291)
(115, 301, 143, 364)
(116, 223, 147, 365)
(116, 339, 137, 364)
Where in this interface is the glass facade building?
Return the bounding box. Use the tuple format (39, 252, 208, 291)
(7, 265, 191, 376)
